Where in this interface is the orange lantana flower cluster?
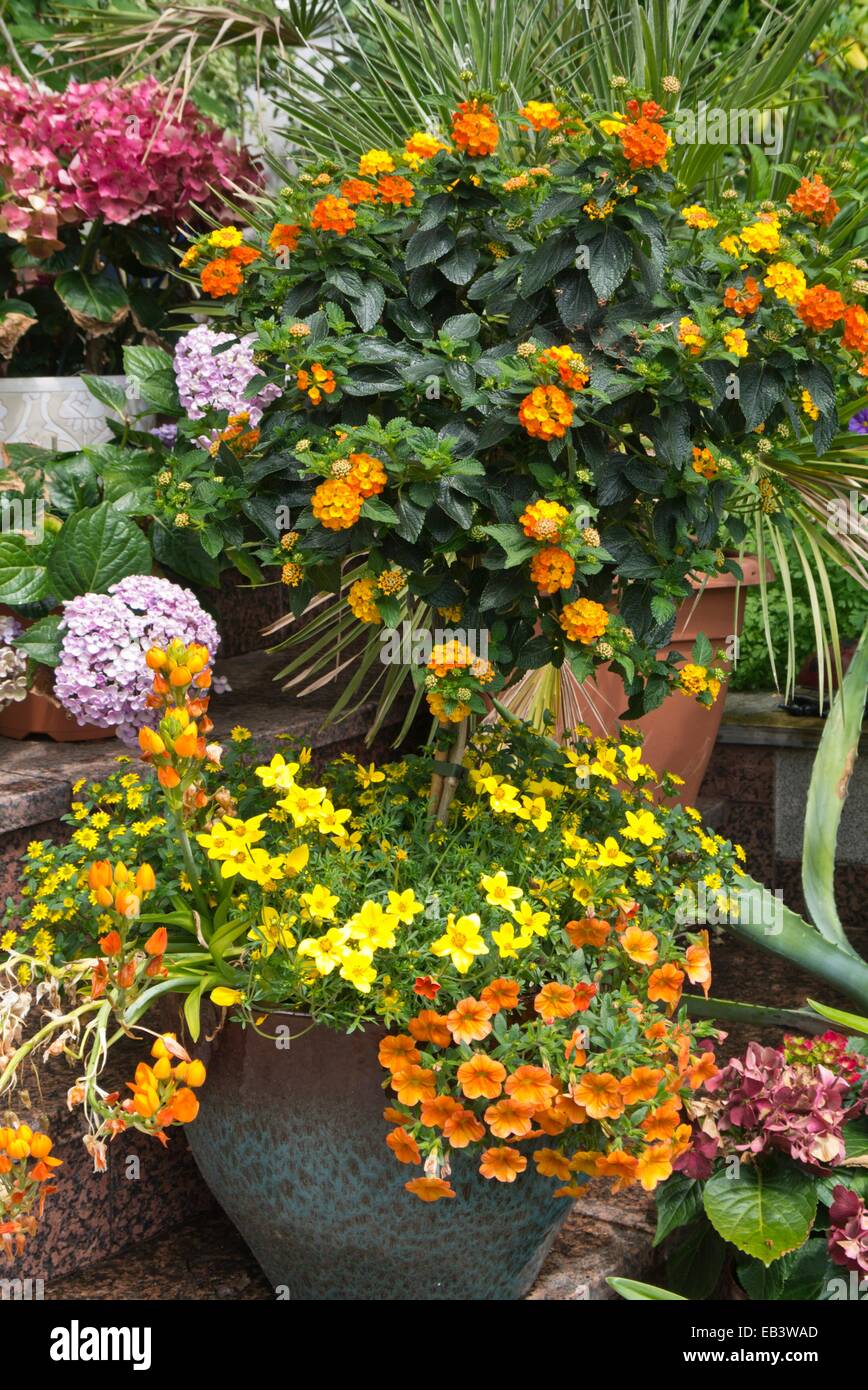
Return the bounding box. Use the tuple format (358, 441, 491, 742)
(310, 451, 388, 531)
(618, 99, 669, 171)
(787, 174, 840, 227)
(451, 100, 500, 157)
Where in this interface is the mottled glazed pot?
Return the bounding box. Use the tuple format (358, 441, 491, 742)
(184, 1012, 574, 1300)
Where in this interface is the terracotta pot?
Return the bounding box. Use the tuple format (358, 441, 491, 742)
(0, 688, 114, 741)
(184, 1012, 573, 1300)
(579, 558, 767, 804)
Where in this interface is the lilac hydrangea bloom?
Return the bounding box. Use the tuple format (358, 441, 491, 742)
(848, 408, 868, 435)
(55, 575, 220, 743)
(149, 423, 178, 447)
(173, 324, 281, 427)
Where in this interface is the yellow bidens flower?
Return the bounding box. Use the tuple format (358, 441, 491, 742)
(680, 204, 718, 230)
(559, 598, 609, 645)
(431, 912, 488, 973)
(764, 260, 807, 305)
(347, 577, 381, 625)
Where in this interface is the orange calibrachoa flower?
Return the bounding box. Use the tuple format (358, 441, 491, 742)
(534, 1147, 572, 1180)
(386, 1127, 421, 1164)
(619, 1066, 664, 1105)
(530, 547, 575, 595)
(311, 478, 363, 531)
(404, 1176, 455, 1202)
(787, 174, 839, 226)
(457, 1053, 507, 1100)
(443, 1107, 486, 1148)
(684, 931, 712, 996)
(311, 195, 356, 236)
(200, 257, 243, 297)
(390, 1064, 437, 1106)
(596, 1148, 639, 1192)
(642, 1100, 682, 1141)
(420, 1094, 461, 1127)
(723, 275, 762, 317)
(565, 917, 610, 948)
(636, 1142, 673, 1191)
(451, 100, 499, 157)
(688, 1049, 719, 1090)
(572, 1071, 624, 1119)
(797, 284, 846, 331)
(480, 977, 520, 1012)
(408, 1010, 452, 1046)
(534, 982, 579, 1023)
(484, 1097, 536, 1139)
(518, 384, 574, 439)
(621, 924, 659, 966)
(446, 996, 493, 1044)
(505, 1065, 559, 1107)
(519, 498, 569, 541)
(268, 222, 301, 252)
(559, 597, 608, 644)
(647, 962, 686, 1008)
(479, 1146, 527, 1182)
(378, 1034, 421, 1072)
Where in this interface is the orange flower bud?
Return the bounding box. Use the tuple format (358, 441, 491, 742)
(152, 1056, 172, 1081)
(170, 665, 192, 687)
(88, 860, 113, 890)
(144, 926, 167, 956)
(8, 1137, 31, 1160)
(194, 669, 212, 689)
(114, 887, 140, 919)
(136, 864, 156, 893)
(185, 1059, 207, 1088)
(29, 1133, 53, 1159)
(152, 673, 170, 695)
(145, 955, 166, 978)
(157, 766, 181, 789)
(117, 960, 137, 988)
(0, 1154, 11, 1174)
(95, 886, 114, 908)
(100, 930, 122, 957)
(138, 726, 166, 756)
(114, 862, 130, 884)
(173, 729, 199, 758)
(146, 647, 167, 671)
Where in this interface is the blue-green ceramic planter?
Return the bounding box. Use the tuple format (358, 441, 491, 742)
(184, 1012, 574, 1300)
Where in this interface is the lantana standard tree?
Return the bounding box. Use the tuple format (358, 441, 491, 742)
(174, 93, 866, 812)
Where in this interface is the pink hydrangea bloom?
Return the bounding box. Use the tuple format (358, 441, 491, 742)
(0, 69, 257, 253)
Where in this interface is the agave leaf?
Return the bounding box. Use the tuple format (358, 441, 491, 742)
(806, 998, 868, 1036)
(607, 1276, 685, 1300)
(802, 624, 868, 951)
